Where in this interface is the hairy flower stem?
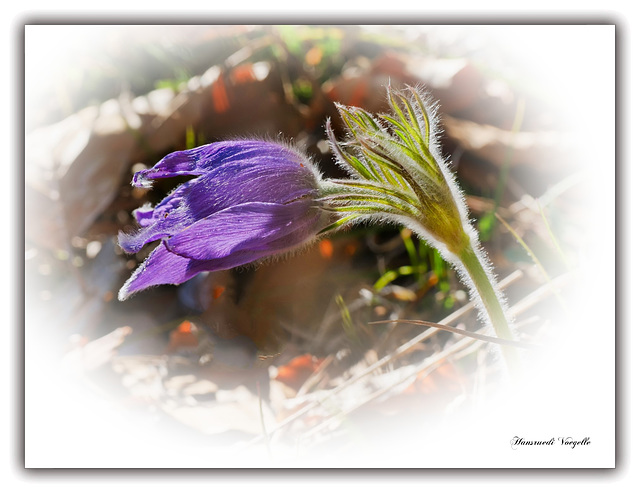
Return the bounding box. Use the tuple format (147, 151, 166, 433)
(456, 242, 521, 376)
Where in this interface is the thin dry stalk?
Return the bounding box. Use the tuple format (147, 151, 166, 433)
(245, 269, 523, 446)
(299, 270, 574, 438)
(370, 319, 540, 350)
(297, 355, 335, 396)
(300, 328, 484, 439)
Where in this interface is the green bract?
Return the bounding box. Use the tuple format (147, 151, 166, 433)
(322, 85, 521, 375)
(322, 86, 471, 257)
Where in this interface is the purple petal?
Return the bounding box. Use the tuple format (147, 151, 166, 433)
(117, 242, 269, 301)
(119, 179, 199, 253)
(118, 204, 324, 300)
(260, 209, 324, 251)
(132, 140, 310, 187)
(132, 204, 155, 227)
(164, 201, 317, 261)
(120, 159, 319, 253)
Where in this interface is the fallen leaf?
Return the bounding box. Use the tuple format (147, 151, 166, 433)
(275, 354, 323, 390)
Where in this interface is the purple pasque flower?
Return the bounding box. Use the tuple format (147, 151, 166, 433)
(118, 140, 327, 301)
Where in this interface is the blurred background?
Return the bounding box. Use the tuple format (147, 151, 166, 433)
(24, 25, 614, 467)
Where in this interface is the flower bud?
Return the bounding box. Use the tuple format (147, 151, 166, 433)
(118, 140, 328, 300)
